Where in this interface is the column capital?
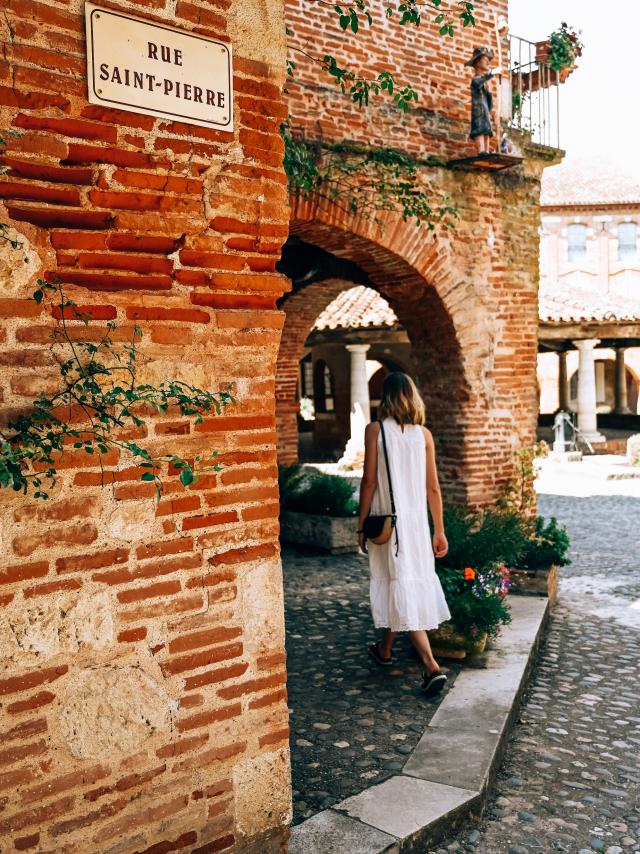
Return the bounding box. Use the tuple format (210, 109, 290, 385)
(345, 343, 371, 354)
(573, 338, 600, 351)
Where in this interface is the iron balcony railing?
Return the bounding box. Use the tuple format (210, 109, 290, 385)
(507, 34, 562, 150)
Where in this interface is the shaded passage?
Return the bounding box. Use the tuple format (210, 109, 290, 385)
(283, 547, 461, 825)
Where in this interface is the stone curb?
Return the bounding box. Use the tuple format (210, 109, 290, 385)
(288, 596, 550, 854)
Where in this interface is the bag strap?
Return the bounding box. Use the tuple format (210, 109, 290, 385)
(378, 420, 395, 516)
(378, 420, 399, 555)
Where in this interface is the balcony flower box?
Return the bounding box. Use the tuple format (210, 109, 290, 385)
(280, 510, 358, 554)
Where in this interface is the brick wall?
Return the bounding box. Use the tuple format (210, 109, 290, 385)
(0, 0, 292, 851)
(278, 0, 555, 505)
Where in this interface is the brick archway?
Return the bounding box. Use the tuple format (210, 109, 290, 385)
(276, 198, 482, 503)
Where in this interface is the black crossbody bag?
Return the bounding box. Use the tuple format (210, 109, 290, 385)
(362, 420, 399, 555)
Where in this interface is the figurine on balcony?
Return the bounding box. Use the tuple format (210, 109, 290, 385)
(465, 46, 502, 154)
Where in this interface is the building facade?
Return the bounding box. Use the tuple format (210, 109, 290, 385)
(1, 1, 561, 851)
(538, 160, 640, 434)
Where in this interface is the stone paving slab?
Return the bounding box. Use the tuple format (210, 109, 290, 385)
(287, 809, 399, 854)
(403, 726, 502, 792)
(336, 775, 479, 845)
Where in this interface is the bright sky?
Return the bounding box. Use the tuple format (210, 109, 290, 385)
(509, 0, 640, 179)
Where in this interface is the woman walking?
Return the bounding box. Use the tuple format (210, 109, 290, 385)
(357, 372, 451, 696)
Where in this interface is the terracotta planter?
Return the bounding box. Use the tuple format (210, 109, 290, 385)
(279, 510, 358, 554)
(509, 564, 558, 606)
(428, 622, 488, 659)
(535, 40, 550, 64)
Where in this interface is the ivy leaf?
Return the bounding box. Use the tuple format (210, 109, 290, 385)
(141, 472, 156, 482)
(179, 468, 194, 487)
(33, 289, 44, 304)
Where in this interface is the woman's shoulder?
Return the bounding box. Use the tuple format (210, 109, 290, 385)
(364, 421, 381, 439)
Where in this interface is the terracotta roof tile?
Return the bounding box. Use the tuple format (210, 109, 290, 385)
(313, 286, 398, 330)
(541, 158, 640, 208)
(539, 282, 640, 324)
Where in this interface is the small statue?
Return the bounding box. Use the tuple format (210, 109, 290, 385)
(465, 46, 502, 155)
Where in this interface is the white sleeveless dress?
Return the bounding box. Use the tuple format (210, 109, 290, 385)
(368, 418, 451, 632)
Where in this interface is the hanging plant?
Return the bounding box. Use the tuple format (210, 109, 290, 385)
(541, 23, 583, 72)
(0, 278, 234, 499)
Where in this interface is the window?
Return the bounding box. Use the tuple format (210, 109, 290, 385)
(567, 223, 587, 262)
(299, 354, 313, 399)
(313, 360, 334, 413)
(618, 222, 637, 261)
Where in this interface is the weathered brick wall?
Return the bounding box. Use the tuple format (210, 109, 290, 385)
(278, 0, 554, 505)
(285, 0, 508, 159)
(0, 0, 292, 851)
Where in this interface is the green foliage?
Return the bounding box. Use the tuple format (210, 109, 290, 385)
(440, 505, 529, 571)
(0, 279, 234, 499)
(518, 516, 571, 570)
(279, 464, 358, 517)
(547, 22, 584, 72)
(287, 0, 475, 110)
(282, 124, 455, 229)
(496, 442, 549, 515)
(436, 563, 511, 638)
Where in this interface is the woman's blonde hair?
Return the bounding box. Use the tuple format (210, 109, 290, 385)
(378, 371, 425, 426)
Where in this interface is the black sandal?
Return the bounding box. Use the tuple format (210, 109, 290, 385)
(368, 642, 394, 667)
(421, 669, 447, 696)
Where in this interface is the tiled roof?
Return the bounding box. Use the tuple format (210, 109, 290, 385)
(539, 282, 640, 324)
(313, 284, 640, 333)
(313, 285, 398, 330)
(541, 158, 640, 208)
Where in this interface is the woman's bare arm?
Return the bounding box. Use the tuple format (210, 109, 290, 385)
(424, 427, 448, 558)
(357, 422, 380, 553)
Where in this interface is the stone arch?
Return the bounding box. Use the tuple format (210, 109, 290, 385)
(277, 198, 503, 504)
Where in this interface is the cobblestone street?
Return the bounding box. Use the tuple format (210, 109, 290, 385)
(435, 492, 640, 854)
(283, 548, 462, 825)
(284, 487, 640, 850)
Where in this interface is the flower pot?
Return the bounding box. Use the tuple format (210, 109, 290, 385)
(428, 622, 488, 658)
(509, 564, 558, 606)
(535, 40, 550, 64)
(279, 510, 358, 553)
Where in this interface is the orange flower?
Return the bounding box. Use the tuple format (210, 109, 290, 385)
(464, 567, 476, 581)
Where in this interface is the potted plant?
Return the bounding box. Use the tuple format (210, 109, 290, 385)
(430, 563, 512, 658)
(536, 23, 583, 78)
(278, 464, 359, 553)
(509, 516, 571, 605)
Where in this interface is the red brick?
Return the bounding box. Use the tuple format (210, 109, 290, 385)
(181, 510, 238, 532)
(175, 702, 241, 733)
(0, 561, 48, 586)
(162, 640, 243, 676)
(127, 306, 210, 323)
(4, 718, 47, 743)
(155, 733, 209, 759)
(168, 625, 241, 655)
(183, 662, 248, 692)
(13, 832, 40, 850)
(21, 764, 110, 804)
(0, 739, 48, 769)
(249, 687, 287, 710)
(12, 522, 98, 558)
(0, 665, 68, 697)
(56, 548, 129, 574)
(52, 304, 117, 321)
(7, 691, 56, 714)
(217, 671, 285, 700)
(106, 233, 180, 253)
(117, 579, 182, 604)
(209, 543, 277, 566)
(241, 502, 279, 521)
(0, 180, 80, 205)
(7, 205, 112, 230)
(117, 627, 147, 642)
(258, 726, 290, 748)
(134, 830, 198, 854)
(135, 538, 194, 561)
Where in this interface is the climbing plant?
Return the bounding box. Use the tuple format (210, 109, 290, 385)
(286, 0, 475, 110)
(282, 125, 456, 228)
(0, 278, 234, 500)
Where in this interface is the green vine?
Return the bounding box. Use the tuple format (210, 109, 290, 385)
(286, 0, 475, 110)
(0, 279, 234, 500)
(282, 124, 455, 228)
